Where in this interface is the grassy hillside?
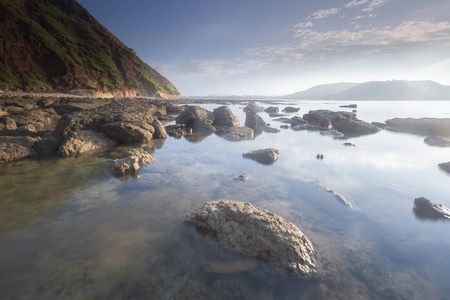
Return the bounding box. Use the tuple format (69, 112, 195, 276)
(0, 0, 179, 98)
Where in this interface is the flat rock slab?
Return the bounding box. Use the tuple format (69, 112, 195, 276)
(413, 197, 450, 220)
(243, 148, 279, 164)
(186, 200, 315, 275)
(424, 135, 450, 147)
(385, 118, 450, 137)
(216, 126, 254, 141)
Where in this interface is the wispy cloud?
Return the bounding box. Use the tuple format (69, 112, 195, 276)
(362, 0, 387, 12)
(155, 59, 268, 80)
(345, 0, 369, 9)
(307, 8, 341, 20)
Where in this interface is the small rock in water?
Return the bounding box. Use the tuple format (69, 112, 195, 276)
(283, 106, 300, 113)
(438, 162, 450, 174)
(316, 154, 324, 160)
(413, 197, 450, 220)
(243, 148, 280, 164)
(313, 181, 352, 207)
(185, 200, 316, 275)
(234, 174, 250, 182)
(108, 147, 156, 177)
(343, 142, 356, 147)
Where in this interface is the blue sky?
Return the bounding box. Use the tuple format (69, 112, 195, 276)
(77, 0, 450, 96)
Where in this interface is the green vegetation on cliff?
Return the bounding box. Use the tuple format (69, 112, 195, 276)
(0, 0, 179, 97)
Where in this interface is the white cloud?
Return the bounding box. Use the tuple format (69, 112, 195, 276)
(362, 0, 386, 12)
(308, 8, 341, 20)
(155, 59, 268, 80)
(294, 21, 313, 29)
(345, 0, 369, 9)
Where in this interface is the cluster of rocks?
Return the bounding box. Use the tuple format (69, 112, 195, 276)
(185, 200, 316, 275)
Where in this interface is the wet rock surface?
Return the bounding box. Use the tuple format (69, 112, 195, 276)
(213, 106, 239, 127)
(234, 174, 250, 182)
(424, 135, 450, 147)
(243, 148, 280, 164)
(175, 106, 216, 134)
(0, 142, 36, 163)
(58, 130, 114, 157)
(185, 200, 316, 275)
(385, 118, 450, 137)
(413, 197, 450, 220)
(108, 147, 156, 176)
(216, 126, 254, 141)
(102, 121, 155, 143)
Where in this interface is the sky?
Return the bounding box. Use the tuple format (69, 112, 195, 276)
(77, 0, 450, 96)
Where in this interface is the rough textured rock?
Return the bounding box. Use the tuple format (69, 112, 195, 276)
(413, 197, 450, 220)
(385, 118, 450, 137)
(245, 111, 267, 134)
(0, 142, 35, 163)
(151, 119, 168, 139)
(283, 106, 300, 113)
(302, 112, 332, 130)
(192, 119, 216, 134)
(0, 116, 17, 130)
(165, 124, 193, 138)
(166, 104, 185, 114)
(243, 148, 280, 164)
(175, 106, 214, 127)
(234, 174, 250, 182)
(332, 115, 381, 136)
(290, 116, 308, 126)
(8, 109, 51, 131)
(102, 122, 155, 143)
(108, 147, 156, 176)
(54, 99, 156, 139)
(185, 200, 315, 275)
(216, 126, 254, 141)
(213, 106, 239, 127)
(243, 103, 264, 113)
(32, 136, 61, 157)
(438, 162, 450, 174)
(58, 130, 114, 157)
(265, 107, 279, 113)
(424, 136, 450, 147)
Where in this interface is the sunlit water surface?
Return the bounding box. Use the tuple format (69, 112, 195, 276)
(1, 101, 450, 299)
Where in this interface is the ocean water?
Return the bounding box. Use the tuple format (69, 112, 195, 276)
(0, 100, 450, 299)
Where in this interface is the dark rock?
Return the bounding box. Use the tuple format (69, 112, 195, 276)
(371, 122, 387, 129)
(102, 121, 155, 143)
(332, 115, 381, 136)
(8, 109, 51, 131)
(413, 197, 450, 220)
(32, 136, 61, 157)
(151, 119, 167, 139)
(243, 148, 280, 164)
(283, 106, 300, 113)
(385, 118, 450, 137)
(316, 154, 324, 160)
(303, 112, 332, 130)
(185, 200, 315, 275)
(166, 104, 185, 114)
(0, 116, 17, 130)
(109, 147, 156, 176)
(273, 117, 291, 124)
(280, 125, 289, 129)
(213, 106, 239, 127)
(438, 162, 450, 174)
(216, 126, 254, 141)
(343, 142, 356, 147)
(58, 130, 114, 157)
(192, 119, 216, 134)
(36, 98, 58, 108)
(265, 106, 279, 113)
(165, 124, 193, 138)
(424, 136, 450, 147)
(243, 103, 264, 113)
(290, 116, 308, 126)
(245, 111, 267, 134)
(269, 113, 287, 118)
(339, 104, 357, 108)
(320, 130, 344, 138)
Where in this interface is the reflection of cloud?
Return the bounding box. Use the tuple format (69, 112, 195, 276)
(155, 59, 268, 80)
(308, 8, 341, 20)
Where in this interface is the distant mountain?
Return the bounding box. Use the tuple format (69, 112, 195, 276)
(284, 82, 359, 99)
(285, 80, 450, 100)
(0, 0, 179, 98)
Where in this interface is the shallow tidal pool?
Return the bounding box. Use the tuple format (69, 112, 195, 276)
(1, 100, 450, 299)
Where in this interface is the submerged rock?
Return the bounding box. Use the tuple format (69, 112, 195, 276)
(58, 130, 114, 157)
(243, 148, 279, 164)
(185, 200, 315, 275)
(313, 181, 352, 207)
(109, 147, 156, 176)
(424, 135, 450, 147)
(234, 174, 250, 182)
(413, 197, 450, 220)
(385, 118, 450, 137)
(216, 126, 254, 141)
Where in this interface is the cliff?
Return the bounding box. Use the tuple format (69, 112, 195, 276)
(0, 0, 179, 98)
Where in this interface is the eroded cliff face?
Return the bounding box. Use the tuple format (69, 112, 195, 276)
(0, 0, 180, 98)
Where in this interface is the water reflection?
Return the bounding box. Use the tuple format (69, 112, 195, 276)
(0, 101, 450, 299)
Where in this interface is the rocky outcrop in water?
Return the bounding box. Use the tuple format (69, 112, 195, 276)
(243, 148, 280, 164)
(108, 147, 156, 176)
(438, 162, 450, 174)
(385, 118, 450, 137)
(424, 136, 450, 147)
(185, 200, 316, 275)
(213, 106, 239, 127)
(413, 197, 450, 220)
(245, 111, 267, 134)
(175, 106, 216, 134)
(57, 130, 114, 157)
(243, 103, 264, 113)
(216, 126, 254, 141)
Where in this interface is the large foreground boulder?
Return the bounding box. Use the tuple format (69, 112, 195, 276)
(213, 106, 239, 127)
(385, 118, 450, 137)
(243, 148, 279, 164)
(58, 130, 114, 157)
(413, 197, 450, 220)
(185, 200, 315, 275)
